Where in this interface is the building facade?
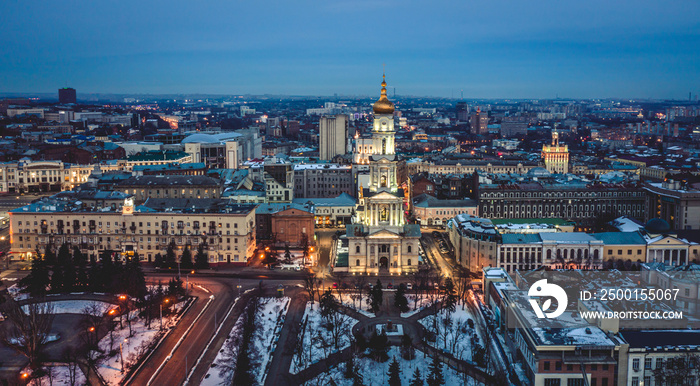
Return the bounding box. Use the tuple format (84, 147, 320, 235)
(116, 175, 221, 203)
(319, 114, 348, 161)
(340, 75, 421, 275)
(0, 160, 120, 194)
(293, 164, 354, 198)
(542, 130, 569, 174)
(9, 194, 256, 266)
(644, 180, 700, 230)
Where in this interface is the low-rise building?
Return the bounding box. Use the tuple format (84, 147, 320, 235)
(9, 193, 256, 266)
(293, 163, 354, 198)
(620, 331, 700, 386)
(412, 194, 478, 227)
(293, 193, 356, 227)
(116, 175, 221, 203)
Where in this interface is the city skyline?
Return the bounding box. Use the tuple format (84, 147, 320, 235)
(2, 0, 699, 99)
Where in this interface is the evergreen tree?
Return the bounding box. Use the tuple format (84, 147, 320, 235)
(370, 279, 384, 313)
(426, 355, 445, 386)
(409, 368, 423, 386)
(194, 242, 209, 269)
(167, 277, 185, 298)
(57, 243, 75, 292)
(88, 257, 102, 291)
(180, 246, 193, 270)
(123, 254, 147, 299)
(20, 252, 50, 296)
(164, 241, 177, 269)
(56, 243, 71, 267)
(368, 330, 389, 362)
(387, 356, 402, 386)
(283, 244, 292, 264)
(43, 244, 57, 267)
(394, 284, 409, 313)
(50, 263, 64, 293)
(73, 247, 88, 289)
(320, 289, 339, 319)
(441, 277, 457, 313)
(153, 253, 163, 269)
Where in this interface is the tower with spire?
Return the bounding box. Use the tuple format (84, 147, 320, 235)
(542, 127, 569, 174)
(339, 72, 421, 276)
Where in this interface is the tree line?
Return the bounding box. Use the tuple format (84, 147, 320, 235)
(19, 244, 147, 299)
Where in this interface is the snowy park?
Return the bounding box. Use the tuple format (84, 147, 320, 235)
(202, 297, 290, 386)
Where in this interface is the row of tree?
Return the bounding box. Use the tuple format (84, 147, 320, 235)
(153, 241, 209, 270)
(19, 244, 147, 298)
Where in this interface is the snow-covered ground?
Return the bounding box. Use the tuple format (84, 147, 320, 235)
(97, 301, 187, 385)
(290, 301, 359, 374)
(302, 346, 483, 386)
(27, 365, 87, 386)
(333, 292, 374, 317)
(402, 293, 439, 318)
(6, 283, 30, 301)
(22, 300, 116, 315)
(202, 297, 290, 386)
(419, 307, 483, 363)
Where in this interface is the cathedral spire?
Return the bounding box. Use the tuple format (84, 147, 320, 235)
(373, 71, 395, 115)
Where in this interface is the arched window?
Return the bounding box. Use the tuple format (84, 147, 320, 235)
(407, 245, 412, 253)
(546, 249, 552, 260)
(407, 259, 412, 266)
(355, 245, 360, 253)
(356, 259, 360, 266)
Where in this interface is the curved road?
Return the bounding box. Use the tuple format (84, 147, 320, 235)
(126, 275, 237, 386)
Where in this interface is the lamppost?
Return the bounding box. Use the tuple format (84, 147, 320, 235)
(160, 298, 169, 330)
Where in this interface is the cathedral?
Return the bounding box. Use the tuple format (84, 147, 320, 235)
(342, 74, 421, 275)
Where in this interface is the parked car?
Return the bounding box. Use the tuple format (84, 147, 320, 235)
(406, 283, 413, 290)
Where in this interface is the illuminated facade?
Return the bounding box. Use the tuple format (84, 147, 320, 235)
(541, 130, 569, 174)
(0, 160, 120, 194)
(9, 193, 256, 266)
(341, 74, 421, 275)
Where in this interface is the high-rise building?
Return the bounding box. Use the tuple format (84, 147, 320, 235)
(470, 108, 488, 134)
(456, 102, 470, 122)
(319, 114, 348, 161)
(58, 87, 76, 104)
(340, 74, 421, 275)
(541, 129, 569, 174)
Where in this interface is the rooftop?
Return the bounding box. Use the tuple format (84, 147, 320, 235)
(592, 232, 646, 245)
(127, 150, 190, 162)
(117, 175, 220, 186)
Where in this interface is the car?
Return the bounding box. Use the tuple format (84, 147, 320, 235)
(332, 282, 338, 289)
(406, 283, 413, 290)
(432, 231, 441, 238)
(386, 283, 393, 289)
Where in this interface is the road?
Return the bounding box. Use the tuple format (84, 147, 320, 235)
(421, 231, 457, 278)
(126, 275, 237, 386)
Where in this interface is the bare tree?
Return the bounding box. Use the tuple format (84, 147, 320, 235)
(454, 271, 471, 310)
(80, 303, 107, 358)
(61, 347, 81, 386)
(303, 271, 319, 306)
(0, 299, 55, 369)
(653, 353, 700, 385)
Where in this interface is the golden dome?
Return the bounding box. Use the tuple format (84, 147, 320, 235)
(372, 74, 394, 115)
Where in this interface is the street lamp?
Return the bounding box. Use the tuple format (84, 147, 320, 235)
(160, 299, 169, 330)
